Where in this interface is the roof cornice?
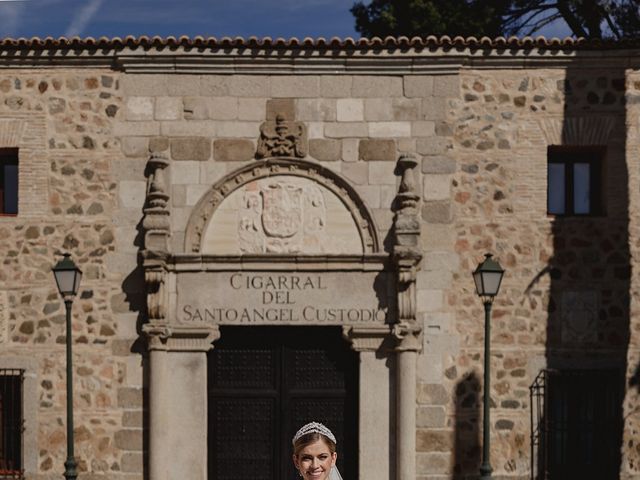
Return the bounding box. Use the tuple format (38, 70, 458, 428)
(0, 35, 638, 73)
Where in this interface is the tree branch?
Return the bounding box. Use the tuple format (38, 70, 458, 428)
(523, 12, 564, 36)
(555, 0, 589, 37)
(603, 11, 622, 39)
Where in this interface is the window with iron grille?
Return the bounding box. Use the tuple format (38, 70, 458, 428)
(530, 368, 623, 480)
(0, 369, 23, 479)
(0, 149, 18, 216)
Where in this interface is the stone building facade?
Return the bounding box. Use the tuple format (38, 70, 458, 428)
(0, 35, 639, 480)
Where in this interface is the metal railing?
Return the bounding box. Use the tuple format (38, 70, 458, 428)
(530, 369, 548, 480)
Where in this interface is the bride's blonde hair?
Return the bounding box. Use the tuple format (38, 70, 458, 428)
(293, 431, 337, 456)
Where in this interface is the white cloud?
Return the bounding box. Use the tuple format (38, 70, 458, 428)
(64, 0, 104, 37)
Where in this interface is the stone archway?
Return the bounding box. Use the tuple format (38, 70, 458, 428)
(183, 156, 380, 255)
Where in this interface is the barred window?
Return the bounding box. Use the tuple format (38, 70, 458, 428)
(531, 368, 622, 479)
(0, 370, 23, 478)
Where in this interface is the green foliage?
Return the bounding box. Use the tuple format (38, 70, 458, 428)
(350, 0, 511, 38)
(350, 0, 640, 39)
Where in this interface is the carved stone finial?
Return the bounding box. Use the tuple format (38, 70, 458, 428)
(393, 153, 421, 258)
(142, 152, 171, 254)
(394, 154, 421, 246)
(256, 113, 307, 158)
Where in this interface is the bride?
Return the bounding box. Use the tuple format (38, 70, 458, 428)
(292, 422, 343, 480)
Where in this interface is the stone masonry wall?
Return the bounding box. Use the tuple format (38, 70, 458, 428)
(2, 54, 640, 480)
(0, 69, 145, 480)
(422, 65, 640, 480)
(118, 74, 455, 253)
(623, 70, 640, 480)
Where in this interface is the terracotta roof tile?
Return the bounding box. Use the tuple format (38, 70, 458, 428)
(0, 35, 630, 50)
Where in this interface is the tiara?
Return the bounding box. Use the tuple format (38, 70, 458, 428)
(292, 422, 337, 445)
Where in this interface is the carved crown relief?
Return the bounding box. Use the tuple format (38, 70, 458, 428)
(256, 115, 307, 159)
(184, 158, 379, 254)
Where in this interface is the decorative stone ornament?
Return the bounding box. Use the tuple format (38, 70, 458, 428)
(256, 114, 308, 159)
(142, 152, 170, 253)
(144, 270, 166, 321)
(238, 178, 328, 254)
(342, 325, 393, 352)
(142, 151, 171, 322)
(392, 154, 422, 332)
(143, 323, 220, 352)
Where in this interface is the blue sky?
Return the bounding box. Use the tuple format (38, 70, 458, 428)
(0, 0, 571, 40)
(0, 0, 359, 39)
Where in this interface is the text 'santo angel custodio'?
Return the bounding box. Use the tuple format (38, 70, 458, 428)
(181, 273, 387, 324)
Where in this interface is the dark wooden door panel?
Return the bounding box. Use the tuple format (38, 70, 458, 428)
(288, 347, 348, 390)
(208, 327, 358, 480)
(210, 347, 276, 390)
(210, 398, 276, 480)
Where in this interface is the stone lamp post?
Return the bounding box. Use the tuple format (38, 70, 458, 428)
(472, 253, 505, 480)
(52, 253, 83, 480)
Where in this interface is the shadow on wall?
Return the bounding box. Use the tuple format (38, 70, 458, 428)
(453, 371, 481, 479)
(120, 215, 150, 480)
(535, 57, 630, 479)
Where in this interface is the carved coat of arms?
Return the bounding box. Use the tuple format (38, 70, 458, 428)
(561, 291, 598, 343)
(238, 179, 326, 253)
(256, 115, 307, 159)
(261, 183, 302, 239)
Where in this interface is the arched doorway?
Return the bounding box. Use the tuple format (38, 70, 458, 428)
(142, 153, 422, 480)
(208, 326, 358, 480)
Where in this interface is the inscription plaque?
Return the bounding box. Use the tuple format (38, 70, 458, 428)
(177, 271, 393, 326)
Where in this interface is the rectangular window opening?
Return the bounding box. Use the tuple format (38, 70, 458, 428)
(0, 369, 23, 479)
(0, 149, 18, 216)
(547, 146, 604, 216)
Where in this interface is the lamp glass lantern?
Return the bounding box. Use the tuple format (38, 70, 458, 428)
(473, 253, 505, 300)
(52, 253, 82, 298)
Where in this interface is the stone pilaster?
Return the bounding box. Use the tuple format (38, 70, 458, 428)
(392, 153, 422, 480)
(343, 325, 393, 480)
(144, 324, 220, 480)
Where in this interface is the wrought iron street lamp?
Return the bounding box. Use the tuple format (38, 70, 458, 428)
(473, 253, 505, 480)
(52, 253, 82, 480)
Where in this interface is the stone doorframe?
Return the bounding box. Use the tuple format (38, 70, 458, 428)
(139, 154, 422, 480)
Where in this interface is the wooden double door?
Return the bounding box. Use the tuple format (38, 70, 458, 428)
(208, 327, 358, 480)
